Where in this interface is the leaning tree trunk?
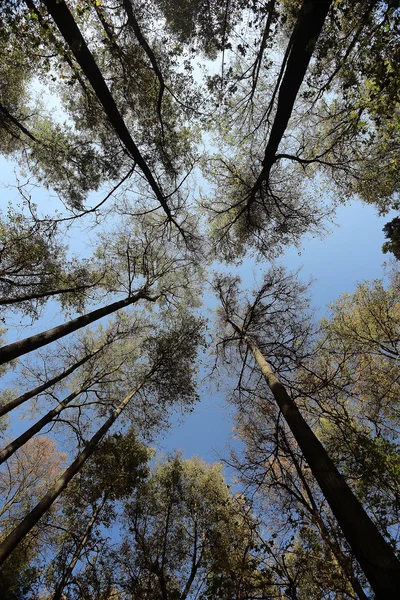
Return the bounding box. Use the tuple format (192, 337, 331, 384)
(233, 326, 400, 599)
(52, 494, 107, 600)
(0, 387, 85, 465)
(314, 508, 369, 600)
(0, 382, 144, 566)
(252, 0, 333, 190)
(0, 360, 120, 464)
(0, 289, 155, 366)
(0, 347, 101, 418)
(37, 0, 174, 224)
(0, 280, 98, 306)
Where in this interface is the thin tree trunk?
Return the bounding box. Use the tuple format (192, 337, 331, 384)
(0, 387, 84, 466)
(52, 494, 107, 600)
(0, 280, 98, 306)
(0, 101, 39, 143)
(0, 289, 155, 366)
(180, 523, 203, 600)
(0, 347, 101, 418)
(315, 511, 369, 600)
(248, 0, 276, 104)
(0, 382, 143, 566)
(233, 326, 400, 599)
(121, 0, 165, 129)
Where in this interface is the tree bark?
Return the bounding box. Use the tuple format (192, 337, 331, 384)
(0, 101, 39, 143)
(0, 280, 98, 306)
(315, 511, 369, 600)
(0, 382, 143, 566)
(180, 522, 202, 600)
(0, 289, 155, 366)
(252, 0, 333, 191)
(40, 0, 175, 224)
(24, 0, 89, 96)
(121, 0, 165, 128)
(234, 326, 400, 599)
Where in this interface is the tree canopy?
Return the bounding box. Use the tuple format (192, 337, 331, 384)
(0, 1, 399, 598)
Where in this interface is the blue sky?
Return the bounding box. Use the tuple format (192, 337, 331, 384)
(0, 154, 397, 467)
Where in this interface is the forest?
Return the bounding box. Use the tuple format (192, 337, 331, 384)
(0, 0, 399, 598)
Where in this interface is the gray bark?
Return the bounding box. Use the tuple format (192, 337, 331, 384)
(252, 0, 333, 192)
(40, 0, 175, 225)
(0, 388, 83, 466)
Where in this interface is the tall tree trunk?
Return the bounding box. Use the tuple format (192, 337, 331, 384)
(24, 0, 89, 96)
(0, 347, 101, 418)
(0, 387, 84, 466)
(52, 494, 107, 600)
(0, 101, 39, 143)
(180, 523, 203, 600)
(38, 0, 175, 225)
(0, 289, 156, 366)
(233, 326, 400, 599)
(314, 510, 369, 600)
(0, 382, 143, 566)
(252, 0, 333, 191)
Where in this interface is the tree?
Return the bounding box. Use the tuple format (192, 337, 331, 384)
(0, 287, 155, 366)
(383, 217, 400, 260)
(0, 209, 201, 367)
(203, 0, 334, 259)
(301, 1, 400, 213)
(0, 436, 66, 599)
(202, 0, 400, 257)
(0, 0, 201, 233)
(57, 454, 270, 600)
(0, 311, 205, 565)
(296, 278, 400, 550)
(229, 408, 369, 598)
(215, 267, 400, 598)
(0, 210, 103, 320)
(46, 428, 152, 600)
(223, 274, 400, 597)
(0, 329, 140, 466)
